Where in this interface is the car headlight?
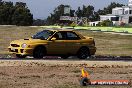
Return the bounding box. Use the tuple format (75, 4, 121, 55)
(21, 43, 27, 48)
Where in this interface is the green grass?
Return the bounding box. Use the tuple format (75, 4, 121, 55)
(0, 26, 39, 54)
(76, 30, 132, 56)
(42, 26, 132, 33)
(0, 25, 132, 56)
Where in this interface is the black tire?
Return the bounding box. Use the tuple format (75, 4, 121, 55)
(33, 46, 45, 58)
(16, 54, 26, 58)
(80, 77, 91, 86)
(61, 55, 69, 59)
(77, 47, 90, 59)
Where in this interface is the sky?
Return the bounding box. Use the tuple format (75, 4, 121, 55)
(4, 0, 128, 19)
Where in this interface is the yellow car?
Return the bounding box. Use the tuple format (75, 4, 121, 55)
(8, 29, 96, 59)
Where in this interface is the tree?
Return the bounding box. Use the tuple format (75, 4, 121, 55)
(70, 10, 75, 17)
(12, 2, 33, 26)
(46, 4, 74, 25)
(33, 19, 46, 26)
(47, 4, 65, 25)
(104, 2, 124, 14)
(0, 1, 14, 24)
(93, 11, 100, 21)
(94, 2, 125, 21)
(97, 2, 124, 15)
(15, 2, 26, 8)
(75, 5, 95, 21)
(0, 0, 33, 26)
(97, 20, 113, 26)
(46, 2, 125, 25)
(75, 7, 83, 18)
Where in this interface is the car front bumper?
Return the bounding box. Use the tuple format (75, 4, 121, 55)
(8, 47, 33, 55)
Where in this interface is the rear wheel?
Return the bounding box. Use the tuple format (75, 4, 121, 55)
(33, 46, 45, 58)
(77, 47, 90, 59)
(16, 54, 26, 58)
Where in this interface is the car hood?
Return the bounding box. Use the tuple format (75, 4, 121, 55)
(10, 38, 48, 45)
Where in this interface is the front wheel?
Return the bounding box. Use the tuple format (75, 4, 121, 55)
(16, 54, 26, 58)
(77, 47, 90, 59)
(33, 46, 45, 58)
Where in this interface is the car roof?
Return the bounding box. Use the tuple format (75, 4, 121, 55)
(42, 28, 85, 39)
(45, 28, 75, 32)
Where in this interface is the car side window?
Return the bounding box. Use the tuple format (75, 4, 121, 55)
(66, 32, 80, 40)
(53, 32, 63, 40)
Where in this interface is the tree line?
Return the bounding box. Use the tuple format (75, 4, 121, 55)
(0, 0, 33, 26)
(0, 0, 125, 26)
(46, 2, 124, 25)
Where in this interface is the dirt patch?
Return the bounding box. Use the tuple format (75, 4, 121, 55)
(0, 60, 131, 88)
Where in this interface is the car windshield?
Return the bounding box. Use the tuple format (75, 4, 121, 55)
(32, 30, 54, 40)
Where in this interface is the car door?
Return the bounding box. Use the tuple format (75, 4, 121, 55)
(47, 32, 67, 55)
(64, 31, 81, 54)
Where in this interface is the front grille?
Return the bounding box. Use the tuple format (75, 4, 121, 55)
(9, 48, 18, 53)
(11, 44, 20, 47)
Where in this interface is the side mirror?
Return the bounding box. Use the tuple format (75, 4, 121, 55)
(51, 37, 56, 41)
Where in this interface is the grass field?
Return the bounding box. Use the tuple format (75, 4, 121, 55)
(76, 27, 132, 33)
(41, 26, 132, 33)
(0, 61, 131, 88)
(0, 26, 132, 88)
(0, 25, 132, 56)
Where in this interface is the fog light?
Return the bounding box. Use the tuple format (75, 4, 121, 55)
(20, 49, 24, 53)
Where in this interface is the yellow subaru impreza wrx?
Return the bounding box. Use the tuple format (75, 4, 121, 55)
(8, 29, 96, 59)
